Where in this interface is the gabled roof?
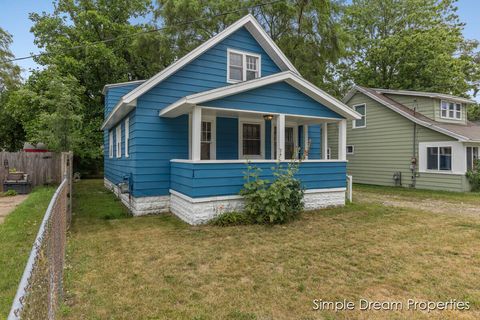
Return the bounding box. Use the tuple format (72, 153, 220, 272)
(101, 80, 146, 95)
(159, 71, 361, 120)
(369, 88, 476, 104)
(101, 14, 300, 130)
(344, 85, 480, 142)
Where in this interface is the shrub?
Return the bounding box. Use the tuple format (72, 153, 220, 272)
(209, 211, 252, 226)
(240, 161, 305, 224)
(466, 159, 480, 191)
(1, 189, 18, 197)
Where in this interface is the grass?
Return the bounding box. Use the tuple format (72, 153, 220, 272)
(0, 186, 55, 319)
(354, 183, 480, 204)
(60, 180, 480, 319)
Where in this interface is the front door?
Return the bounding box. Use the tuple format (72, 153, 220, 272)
(274, 126, 296, 159)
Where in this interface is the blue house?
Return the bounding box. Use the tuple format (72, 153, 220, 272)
(101, 15, 361, 224)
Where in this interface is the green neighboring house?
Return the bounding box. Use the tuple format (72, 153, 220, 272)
(332, 86, 480, 192)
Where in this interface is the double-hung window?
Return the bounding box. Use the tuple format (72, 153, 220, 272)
(241, 123, 261, 158)
(201, 121, 212, 160)
(440, 101, 462, 120)
(124, 117, 130, 158)
(116, 125, 122, 158)
(353, 104, 366, 128)
(427, 146, 452, 171)
(228, 49, 260, 83)
(467, 146, 479, 171)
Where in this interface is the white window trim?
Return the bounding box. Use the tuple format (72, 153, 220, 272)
(109, 131, 113, 158)
(419, 141, 466, 174)
(116, 125, 122, 158)
(239, 117, 265, 159)
(227, 48, 261, 84)
(201, 115, 216, 160)
(124, 117, 130, 158)
(352, 104, 366, 129)
(271, 122, 299, 160)
(440, 100, 462, 120)
(346, 145, 354, 155)
(466, 146, 479, 171)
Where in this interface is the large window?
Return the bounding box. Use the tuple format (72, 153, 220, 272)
(467, 146, 479, 171)
(227, 49, 260, 83)
(440, 100, 462, 120)
(242, 123, 261, 157)
(116, 125, 122, 158)
(124, 117, 130, 158)
(201, 121, 212, 160)
(353, 104, 366, 128)
(427, 146, 452, 171)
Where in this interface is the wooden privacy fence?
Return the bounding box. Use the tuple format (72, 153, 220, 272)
(0, 152, 62, 191)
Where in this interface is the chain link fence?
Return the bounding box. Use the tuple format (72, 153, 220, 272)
(8, 152, 73, 320)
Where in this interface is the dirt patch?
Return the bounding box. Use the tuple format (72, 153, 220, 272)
(0, 195, 28, 224)
(356, 191, 480, 218)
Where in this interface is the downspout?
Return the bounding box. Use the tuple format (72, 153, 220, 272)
(410, 99, 418, 188)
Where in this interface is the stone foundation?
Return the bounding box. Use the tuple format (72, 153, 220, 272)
(105, 178, 345, 224)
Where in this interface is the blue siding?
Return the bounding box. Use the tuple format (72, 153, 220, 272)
(105, 83, 143, 117)
(131, 27, 283, 197)
(203, 82, 343, 118)
(308, 125, 321, 159)
(104, 110, 136, 187)
(216, 117, 238, 159)
(171, 161, 347, 198)
(265, 120, 272, 159)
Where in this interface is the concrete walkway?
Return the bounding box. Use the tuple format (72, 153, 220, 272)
(0, 195, 28, 224)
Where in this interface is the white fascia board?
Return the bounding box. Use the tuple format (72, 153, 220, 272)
(101, 100, 136, 130)
(373, 88, 476, 104)
(160, 71, 361, 120)
(122, 15, 298, 106)
(342, 86, 359, 104)
(356, 87, 469, 142)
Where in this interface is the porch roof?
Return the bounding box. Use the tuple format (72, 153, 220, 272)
(159, 71, 362, 120)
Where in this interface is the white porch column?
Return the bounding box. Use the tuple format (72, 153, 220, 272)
(321, 123, 328, 160)
(303, 125, 309, 159)
(338, 119, 347, 161)
(191, 106, 202, 161)
(276, 114, 285, 160)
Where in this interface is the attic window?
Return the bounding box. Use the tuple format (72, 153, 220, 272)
(227, 49, 261, 83)
(440, 100, 462, 120)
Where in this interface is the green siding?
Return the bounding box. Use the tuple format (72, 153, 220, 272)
(339, 92, 470, 192)
(384, 94, 435, 119)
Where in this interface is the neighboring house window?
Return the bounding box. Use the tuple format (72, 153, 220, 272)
(327, 147, 331, 160)
(109, 131, 113, 158)
(346, 145, 354, 155)
(440, 100, 462, 120)
(353, 104, 366, 128)
(427, 146, 452, 171)
(201, 121, 212, 160)
(466, 146, 479, 171)
(116, 125, 122, 158)
(227, 49, 261, 83)
(125, 117, 130, 158)
(241, 123, 261, 157)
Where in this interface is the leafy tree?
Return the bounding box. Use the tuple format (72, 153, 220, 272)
(342, 0, 480, 97)
(6, 69, 86, 155)
(29, 0, 163, 159)
(0, 27, 23, 151)
(155, 0, 348, 95)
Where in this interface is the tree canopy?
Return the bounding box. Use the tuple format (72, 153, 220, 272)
(0, 0, 478, 162)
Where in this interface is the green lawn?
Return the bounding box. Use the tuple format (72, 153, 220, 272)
(0, 187, 55, 319)
(61, 180, 480, 319)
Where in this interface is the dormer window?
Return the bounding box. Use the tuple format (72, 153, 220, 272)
(440, 100, 462, 120)
(227, 49, 260, 83)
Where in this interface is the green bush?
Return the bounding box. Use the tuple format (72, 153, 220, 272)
(466, 159, 480, 191)
(209, 211, 252, 226)
(240, 161, 305, 224)
(1, 189, 18, 197)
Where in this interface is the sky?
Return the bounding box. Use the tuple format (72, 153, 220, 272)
(1, 0, 480, 81)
